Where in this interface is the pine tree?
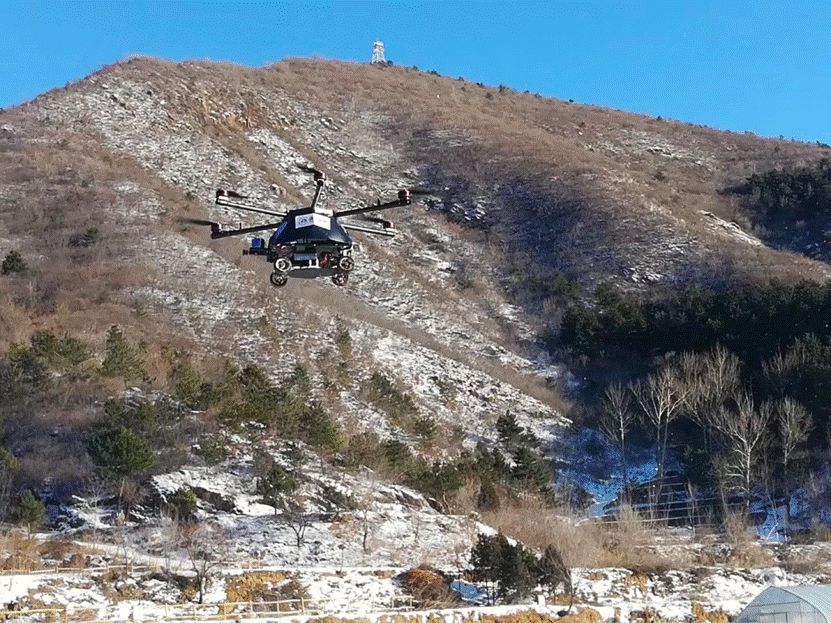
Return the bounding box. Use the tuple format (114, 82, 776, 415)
(15, 490, 46, 532)
(333, 316, 352, 359)
(100, 325, 146, 381)
(169, 487, 198, 522)
(496, 411, 522, 446)
(498, 541, 536, 603)
(469, 533, 537, 604)
(7, 344, 50, 393)
(511, 445, 552, 491)
(1, 250, 27, 275)
(469, 533, 505, 589)
(257, 464, 298, 514)
(88, 424, 155, 479)
(301, 401, 341, 450)
(537, 544, 572, 605)
(172, 356, 205, 409)
(0, 448, 18, 520)
(476, 480, 501, 511)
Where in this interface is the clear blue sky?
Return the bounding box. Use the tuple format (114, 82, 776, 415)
(2, 1, 829, 144)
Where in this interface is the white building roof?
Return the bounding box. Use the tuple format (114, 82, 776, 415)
(742, 586, 831, 623)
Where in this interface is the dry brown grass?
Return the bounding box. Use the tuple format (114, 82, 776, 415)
(310, 612, 603, 623)
(479, 610, 602, 623)
(722, 511, 774, 568)
(481, 501, 692, 571)
(398, 566, 457, 609)
(224, 571, 289, 602)
(691, 603, 730, 623)
(0, 532, 42, 571)
(629, 609, 671, 623)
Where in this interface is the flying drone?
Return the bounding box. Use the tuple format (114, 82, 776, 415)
(183, 164, 434, 287)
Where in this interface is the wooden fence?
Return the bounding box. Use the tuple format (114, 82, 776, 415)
(0, 593, 416, 623)
(0, 563, 154, 577)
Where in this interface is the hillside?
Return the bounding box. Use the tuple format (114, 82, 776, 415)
(1, 56, 831, 616)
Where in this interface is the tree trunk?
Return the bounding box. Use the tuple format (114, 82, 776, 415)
(621, 439, 629, 488)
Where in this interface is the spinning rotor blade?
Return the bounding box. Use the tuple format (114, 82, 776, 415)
(179, 217, 218, 227)
(179, 217, 222, 237)
(210, 221, 284, 240)
(408, 188, 441, 196)
(216, 188, 249, 200)
(364, 215, 394, 229)
(333, 190, 414, 219)
(341, 222, 397, 238)
(297, 162, 327, 182)
(215, 190, 287, 219)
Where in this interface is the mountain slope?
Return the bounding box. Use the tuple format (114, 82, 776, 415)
(1, 55, 830, 539)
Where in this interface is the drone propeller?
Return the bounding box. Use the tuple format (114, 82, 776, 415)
(179, 217, 222, 236)
(297, 163, 327, 181)
(297, 163, 322, 175)
(341, 222, 396, 238)
(364, 215, 394, 229)
(215, 191, 288, 219)
(179, 217, 217, 227)
(408, 188, 442, 197)
(333, 188, 428, 219)
(216, 188, 248, 200)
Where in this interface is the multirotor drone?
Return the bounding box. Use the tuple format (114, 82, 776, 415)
(184, 165, 434, 287)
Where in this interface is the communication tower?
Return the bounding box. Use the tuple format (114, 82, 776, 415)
(371, 40, 386, 64)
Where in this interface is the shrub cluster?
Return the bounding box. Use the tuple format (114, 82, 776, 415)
(561, 280, 831, 436)
(1, 250, 26, 275)
(470, 533, 571, 604)
(100, 325, 146, 381)
(363, 371, 441, 444)
(87, 398, 177, 480)
(340, 418, 551, 512)
(561, 280, 831, 364)
(173, 359, 341, 452)
(365, 371, 419, 420)
(746, 159, 831, 221)
(0, 330, 91, 402)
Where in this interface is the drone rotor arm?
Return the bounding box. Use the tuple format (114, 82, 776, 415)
(341, 222, 397, 238)
(333, 190, 413, 218)
(215, 196, 287, 219)
(209, 221, 284, 240)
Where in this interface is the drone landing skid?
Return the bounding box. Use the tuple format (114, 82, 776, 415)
(268, 270, 349, 287)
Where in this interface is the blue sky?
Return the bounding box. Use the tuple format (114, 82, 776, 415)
(2, 1, 829, 144)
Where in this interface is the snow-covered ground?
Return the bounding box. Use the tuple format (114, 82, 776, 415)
(6, 550, 830, 623)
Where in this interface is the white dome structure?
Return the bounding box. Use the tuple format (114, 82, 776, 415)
(738, 586, 831, 623)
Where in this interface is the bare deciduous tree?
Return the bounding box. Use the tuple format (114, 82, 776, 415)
(283, 498, 310, 548)
(777, 398, 813, 473)
(632, 365, 692, 484)
(681, 346, 742, 435)
(776, 397, 813, 529)
(708, 394, 772, 500)
(762, 344, 811, 399)
(599, 381, 636, 485)
(182, 522, 227, 604)
(355, 470, 380, 554)
(83, 475, 110, 549)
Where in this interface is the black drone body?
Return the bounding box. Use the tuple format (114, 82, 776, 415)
(185, 165, 430, 287)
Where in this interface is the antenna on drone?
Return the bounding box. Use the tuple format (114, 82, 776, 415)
(371, 40, 386, 64)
